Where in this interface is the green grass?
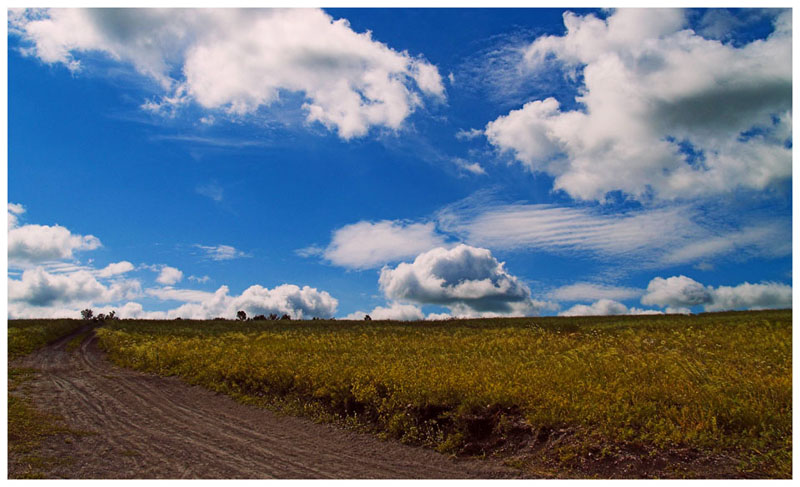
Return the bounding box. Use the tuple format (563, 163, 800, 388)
(91, 310, 790, 477)
(8, 319, 85, 361)
(65, 330, 90, 352)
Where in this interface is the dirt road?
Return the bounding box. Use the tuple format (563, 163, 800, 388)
(10, 326, 518, 479)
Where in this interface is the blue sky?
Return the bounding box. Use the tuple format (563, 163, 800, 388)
(6, 7, 793, 320)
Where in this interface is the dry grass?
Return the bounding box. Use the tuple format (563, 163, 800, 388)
(95, 310, 791, 477)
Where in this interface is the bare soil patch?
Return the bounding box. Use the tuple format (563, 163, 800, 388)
(9, 326, 517, 479)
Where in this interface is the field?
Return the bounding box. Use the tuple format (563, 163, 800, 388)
(8, 319, 86, 361)
(93, 309, 792, 478)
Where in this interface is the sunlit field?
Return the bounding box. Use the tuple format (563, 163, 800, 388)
(93, 309, 791, 477)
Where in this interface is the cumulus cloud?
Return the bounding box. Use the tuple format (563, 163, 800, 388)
(321, 220, 448, 270)
(8, 222, 101, 266)
(10, 8, 445, 139)
(641, 275, 791, 311)
(559, 299, 630, 317)
(146, 283, 338, 320)
(8, 267, 141, 308)
(344, 302, 425, 321)
(379, 244, 553, 316)
(8, 203, 101, 267)
(425, 312, 453, 321)
(8, 202, 25, 229)
(485, 8, 792, 201)
(115, 302, 167, 320)
(705, 282, 792, 312)
(559, 299, 663, 317)
(5, 202, 337, 321)
(155, 265, 183, 285)
(195, 244, 250, 261)
(641, 275, 713, 308)
(96, 261, 135, 278)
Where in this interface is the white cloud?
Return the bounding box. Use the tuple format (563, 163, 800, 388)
(455, 128, 483, 140)
(559, 299, 630, 317)
(452, 157, 487, 175)
(8, 266, 141, 308)
(426, 312, 453, 321)
(195, 244, 249, 261)
(641, 275, 792, 311)
(629, 307, 665, 316)
(10, 8, 445, 139)
(548, 282, 642, 302)
(661, 221, 791, 265)
(436, 194, 790, 266)
(4, 203, 337, 321)
(188, 274, 211, 284)
(8, 223, 101, 266)
(156, 266, 183, 285)
(146, 286, 214, 303)
(437, 198, 696, 259)
(665, 306, 692, 315)
(379, 244, 553, 316)
(641, 275, 714, 308)
(96, 261, 134, 278)
(704, 282, 792, 312)
(196, 182, 223, 202)
(8, 202, 25, 229)
(148, 283, 338, 320)
(116, 302, 168, 320)
(322, 220, 448, 270)
(559, 298, 663, 316)
(344, 302, 425, 321)
(485, 8, 792, 201)
(7, 303, 89, 320)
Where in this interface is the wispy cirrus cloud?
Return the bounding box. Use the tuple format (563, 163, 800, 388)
(195, 182, 224, 202)
(547, 282, 643, 302)
(436, 192, 791, 267)
(194, 244, 250, 261)
(155, 134, 271, 149)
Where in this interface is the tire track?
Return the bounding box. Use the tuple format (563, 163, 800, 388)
(12, 327, 519, 479)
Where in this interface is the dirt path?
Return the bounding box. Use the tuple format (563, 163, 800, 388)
(10, 326, 519, 479)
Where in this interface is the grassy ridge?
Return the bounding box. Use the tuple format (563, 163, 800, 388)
(8, 319, 85, 361)
(95, 310, 791, 477)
